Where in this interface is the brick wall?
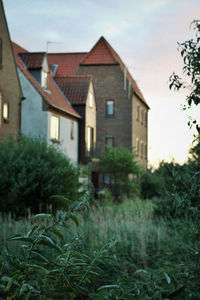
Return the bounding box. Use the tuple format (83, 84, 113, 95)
(0, 1, 21, 138)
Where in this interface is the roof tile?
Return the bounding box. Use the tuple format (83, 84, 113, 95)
(54, 76, 91, 105)
(19, 52, 46, 69)
(12, 42, 80, 119)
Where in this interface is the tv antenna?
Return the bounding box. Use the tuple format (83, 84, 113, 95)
(46, 41, 63, 53)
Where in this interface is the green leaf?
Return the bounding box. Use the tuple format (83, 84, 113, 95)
(98, 284, 120, 291)
(5, 273, 20, 292)
(69, 212, 79, 226)
(7, 235, 33, 243)
(32, 213, 53, 220)
(164, 272, 171, 284)
(37, 235, 62, 253)
(31, 251, 49, 263)
(48, 226, 64, 241)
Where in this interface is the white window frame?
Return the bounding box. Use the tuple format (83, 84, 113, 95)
(50, 114, 59, 141)
(106, 100, 114, 116)
(3, 102, 9, 120)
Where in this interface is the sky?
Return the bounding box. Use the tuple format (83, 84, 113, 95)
(3, 0, 200, 167)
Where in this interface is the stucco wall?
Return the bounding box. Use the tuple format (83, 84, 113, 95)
(47, 111, 79, 163)
(18, 68, 48, 138)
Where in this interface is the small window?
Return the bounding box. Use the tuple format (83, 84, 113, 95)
(136, 138, 140, 155)
(136, 104, 140, 121)
(0, 38, 2, 66)
(71, 121, 75, 140)
(106, 100, 114, 116)
(3, 102, 9, 120)
(141, 109, 144, 124)
(88, 92, 93, 108)
(145, 112, 148, 127)
(41, 71, 48, 89)
(50, 115, 59, 141)
(141, 141, 144, 158)
(87, 126, 94, 152)
(105, 136, 114, 148)
(104, 173, 115, 185)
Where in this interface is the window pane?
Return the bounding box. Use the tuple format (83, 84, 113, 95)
(3, 103, 8, 119)
(50, 115, 59, 140)
(106, 137, 114, 147)
(106, 100, 114, 115)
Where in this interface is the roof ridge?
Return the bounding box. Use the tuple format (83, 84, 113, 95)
(49, 52, 88, 55)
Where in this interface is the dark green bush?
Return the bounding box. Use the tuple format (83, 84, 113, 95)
(140, 168, 164, 199)
(0, 136, 80, 216)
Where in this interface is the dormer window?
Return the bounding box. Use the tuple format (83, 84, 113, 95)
(41, 70, 48, 89)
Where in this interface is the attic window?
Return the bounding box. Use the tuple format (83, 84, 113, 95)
(41, 70, 48, 89)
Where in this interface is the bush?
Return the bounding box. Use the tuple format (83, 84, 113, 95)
(0, 136, 80, 216)
(99, 146, 141, 201)
(140, 168, 164, 199)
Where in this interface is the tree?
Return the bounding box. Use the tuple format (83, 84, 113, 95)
(169, 20, 200, 130)
(99, 146, 141, 201)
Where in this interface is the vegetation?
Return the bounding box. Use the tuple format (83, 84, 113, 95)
(0, 136, 81, 217)
(99, 146, 141, 201)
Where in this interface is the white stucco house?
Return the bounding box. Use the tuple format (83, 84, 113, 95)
(13, 42, 80, 163)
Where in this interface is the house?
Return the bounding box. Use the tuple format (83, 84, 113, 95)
(12, 42, 81, 163)
(53, 75, 96, 163)
(0, 0, 23, 138)
(48, 37, 149, 173)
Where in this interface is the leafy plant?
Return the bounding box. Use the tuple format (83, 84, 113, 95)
(0, 136, 81, 216)
(99, 146, 141, 201)
(0, 199, 102, 299)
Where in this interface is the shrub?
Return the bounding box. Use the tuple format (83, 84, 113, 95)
(140, 168, 164, 199)
(0, 136, 80, 216)
(99, 146, 141, 201)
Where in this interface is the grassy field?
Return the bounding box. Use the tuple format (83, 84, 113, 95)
(0, 198, 199, 299)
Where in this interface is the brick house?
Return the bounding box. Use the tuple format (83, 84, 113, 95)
(48, 37, 149, 171)
(0, 0, 23, 138)
(13, 42, 81, 163)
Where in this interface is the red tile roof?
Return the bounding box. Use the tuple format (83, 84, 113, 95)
(48, 53, 87, 76)
(12, 42, 80, 119)
(82, 37, 149, 108)
(81, 37, 118, 65)
(19, 52, 45, 69)
(48, 37, 149, 108)
(54, 76, 92, 105)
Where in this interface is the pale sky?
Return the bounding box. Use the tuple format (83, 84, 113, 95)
(3, 0, 200, 167)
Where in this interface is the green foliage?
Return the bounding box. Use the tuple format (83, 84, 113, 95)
(99, 146, 141, 201)
(140, 168, 164, 199)
(169, 19, 200, 128)
(0, 136, 81, 216)
(0, 201, 102, 299)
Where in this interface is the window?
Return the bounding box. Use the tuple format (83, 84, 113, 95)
(88, 92, 93, 108)
(50, 115, 59, 141)
(71, 121, 75, 140)
(3, 102, 9, 121)
(136, 104, 140, 121)
(0, 38, 2, 66)
(104, 173, 115, 185)
(106, 100, 114, 116)
(105, 136, 114, 148)
(87, 126, 94, 153)
(41, 71, 48, 89)
(136, 138, 140, 155)
(141, 109, 144, 124)
(145, 112, 148, 127)
(141, 141, 144, 158)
